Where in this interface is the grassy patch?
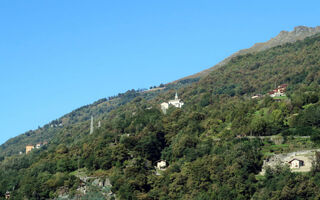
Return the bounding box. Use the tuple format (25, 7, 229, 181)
(273, 95, 288, 100)
(255, 174, 266, 181)
(302, 103, 314, 109)
(70, 168, 88, 177)
(261, 136, 319, 158)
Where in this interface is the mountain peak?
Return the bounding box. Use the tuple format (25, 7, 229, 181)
(293, 25, 320, 34)
(271, 25, 320, 43)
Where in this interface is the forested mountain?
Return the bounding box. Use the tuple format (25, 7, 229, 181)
(1, 30, 320, 199)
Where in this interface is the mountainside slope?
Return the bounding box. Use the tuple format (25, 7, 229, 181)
(0, 89, 155, 158)
(0, 80, 195, 158)
(1, 31, 320, 199)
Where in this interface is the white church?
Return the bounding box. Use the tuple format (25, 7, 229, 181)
(161, 92, 184, 113)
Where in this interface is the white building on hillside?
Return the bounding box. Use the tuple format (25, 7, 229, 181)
(169, 92, 184, 108)
(160, 102, 169, 113)
(160, 92, 184, 113)
(156, 160, 167, 170)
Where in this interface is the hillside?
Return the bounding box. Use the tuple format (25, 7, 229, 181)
(0, 89, 147, 158)
(179, 25, 320, 81)
(1, 32, 320, 199)
(0, 79, 197, 158)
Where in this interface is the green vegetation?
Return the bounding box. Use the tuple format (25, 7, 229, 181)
(260, 136, 319, 157)
(1, 34, 320, 199)
(273, 95, 288, 100)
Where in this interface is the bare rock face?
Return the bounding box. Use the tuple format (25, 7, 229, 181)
(246, 26, 320, 53)
(180, 26, 320, 81)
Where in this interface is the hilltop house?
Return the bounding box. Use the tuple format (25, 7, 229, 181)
(288, 158, 304, 169)
(269, 84, 288, 97)
(161, 92, 184, 113)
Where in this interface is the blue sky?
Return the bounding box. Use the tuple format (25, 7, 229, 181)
(0, 0, 319, 144)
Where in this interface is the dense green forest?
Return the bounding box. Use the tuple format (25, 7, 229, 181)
(1, 34, 320, 199)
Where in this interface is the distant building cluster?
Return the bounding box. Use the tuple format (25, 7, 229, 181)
(25, 141, 48, 154)
(251, 84, 288, 100)
(269, 84, 288, 97)
(161, 92, 184, 113)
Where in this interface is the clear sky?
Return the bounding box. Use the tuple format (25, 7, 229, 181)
(0, 0, 319, 145)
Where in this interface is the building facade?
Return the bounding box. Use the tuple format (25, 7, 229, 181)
(289, 159, 304, 169)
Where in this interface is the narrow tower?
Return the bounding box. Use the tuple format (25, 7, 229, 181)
(175, 92, 178, 100)
(90, 116, 94, 134)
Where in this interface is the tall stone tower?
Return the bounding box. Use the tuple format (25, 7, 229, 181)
(90, 116, 94, 134)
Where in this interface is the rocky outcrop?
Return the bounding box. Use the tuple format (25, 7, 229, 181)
(240, 26, 320, 53)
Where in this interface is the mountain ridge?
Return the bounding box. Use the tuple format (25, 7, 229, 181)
(177, 25, 320, 81)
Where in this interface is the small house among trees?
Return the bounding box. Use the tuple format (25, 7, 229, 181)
(288, 158, 304, 169)
(156, 160, 167, 170)
(5, 191, 10, 199)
